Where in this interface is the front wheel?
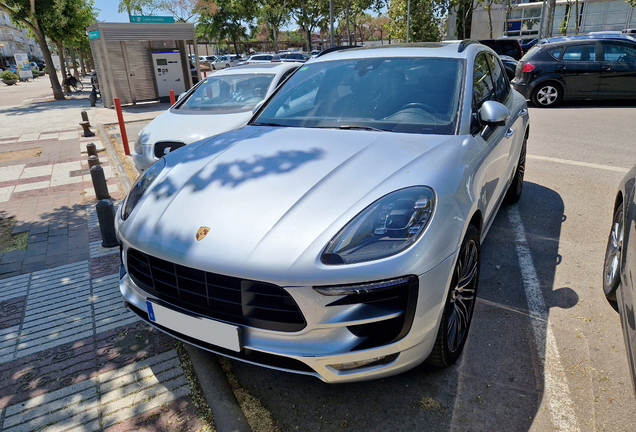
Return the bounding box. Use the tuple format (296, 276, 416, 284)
(532, 82, 562, 107)
(603, 206, 623, 311)
(504, 136, 527, 204)
(72, 81, 84, 92)
(427, 225, 480, 367)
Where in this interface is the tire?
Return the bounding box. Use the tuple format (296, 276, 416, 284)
(603, 205, 623, 311)
(531, 81, 562, 107)
(72, 81, 83, 92)
(504, 136, 527, 204)
(427, 225, 480, 367)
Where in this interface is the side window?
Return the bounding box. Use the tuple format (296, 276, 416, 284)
(602, 42, 636, 62)
(549, 47, 563, 59)
(276, 68, 296, 87)
(485, 54, 510, 103)
(562, 44, 596, 61)
(473, 53, 496, 110)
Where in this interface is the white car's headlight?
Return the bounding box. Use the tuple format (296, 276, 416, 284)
(121, 158, 166, 220)
(134, 131, 144, 154)
(322, 187, 436, 265)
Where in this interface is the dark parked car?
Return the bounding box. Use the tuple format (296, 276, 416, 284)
(512, 35, 636, 107)
(603, 163, 636, 394)
(479, 38, 523, 60)
(520, 38, 538, 54)
(499, 55, 518, 80)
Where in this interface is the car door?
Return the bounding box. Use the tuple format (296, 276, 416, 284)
(599, 41, 636, 98)
(557, 43, 601, 98)
(472, 52, 513, 222)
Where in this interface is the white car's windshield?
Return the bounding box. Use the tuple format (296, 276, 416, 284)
(253, 57, 464, 135)
(177, 74, 275, 113)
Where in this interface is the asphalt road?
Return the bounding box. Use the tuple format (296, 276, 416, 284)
(218, 100, 636, 432)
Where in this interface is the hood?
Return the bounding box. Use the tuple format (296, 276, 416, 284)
(122, 126, 458, 281)
(139, 109, 254, 145)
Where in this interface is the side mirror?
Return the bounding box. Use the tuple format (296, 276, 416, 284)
(479, 100, 509, 127)
(252, 100, 265, 114)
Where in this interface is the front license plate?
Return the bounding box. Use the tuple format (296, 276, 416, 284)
(146, 300, 241, 352)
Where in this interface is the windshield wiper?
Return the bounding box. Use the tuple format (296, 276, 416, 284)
(338, 125, 391, 132)
(251, 122, 287, 127)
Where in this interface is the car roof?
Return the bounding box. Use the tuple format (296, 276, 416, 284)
(212, 62, 299, 75)
(310, 42, 480, 62)
(539, 33, 636, 44)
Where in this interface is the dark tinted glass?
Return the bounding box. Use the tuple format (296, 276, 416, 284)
(473, 53, 496, 108)
(253, 57, 464, 135)
(549, 47, 562, 59)
(562, 44, 596, 61)
(486, 54, 509, 102)
(602, 42, 636, 62)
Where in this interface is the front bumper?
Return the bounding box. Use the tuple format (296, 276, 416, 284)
(119, 250, 456, 383)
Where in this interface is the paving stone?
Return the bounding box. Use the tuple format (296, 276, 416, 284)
(0, 296, 26, 330)
(28, 232, 48, 243)
(22, 254, 46, 265)
(25, 242, 47, 257)
(1, 250, 26, 264)
(29, 225, 49, 234)
(0, 262, 22, 275)
(44, 254, 69, 268)
(47, 244, 69, 256)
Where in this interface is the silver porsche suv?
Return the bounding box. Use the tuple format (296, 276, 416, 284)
(116, 41, 530, 383)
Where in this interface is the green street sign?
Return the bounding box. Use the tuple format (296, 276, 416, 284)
(88, 30, 100, 39)
(130, 15, 175, 23)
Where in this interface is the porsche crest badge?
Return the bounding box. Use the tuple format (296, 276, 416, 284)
(196, 226, 210, 241)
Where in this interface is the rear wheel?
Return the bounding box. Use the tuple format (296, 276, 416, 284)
(603, 206, 623, 311)
(532, 82, 562, 107)
(427, 225, 480, 367)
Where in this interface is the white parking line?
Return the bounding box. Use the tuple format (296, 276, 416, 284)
(528, 155, 630, 173)
(508, 207, 580, 432)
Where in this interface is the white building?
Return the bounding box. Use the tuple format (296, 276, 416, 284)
(0, 10, 44, 69)
(447, 0, 636, 40)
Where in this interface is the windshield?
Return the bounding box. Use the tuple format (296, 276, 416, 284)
(252, 57, 464, 135)
(177, 74, 275, 113)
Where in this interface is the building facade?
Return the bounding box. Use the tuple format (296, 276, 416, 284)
(447, 0, 636, 40)
(0, 11, 44, 69)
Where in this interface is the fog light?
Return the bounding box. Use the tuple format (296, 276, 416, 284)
(329, 353, 398, 371)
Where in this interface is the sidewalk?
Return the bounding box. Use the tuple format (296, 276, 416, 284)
(0, 80, 213, 431)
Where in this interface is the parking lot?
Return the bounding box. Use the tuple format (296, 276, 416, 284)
(209, 101, 636, 432)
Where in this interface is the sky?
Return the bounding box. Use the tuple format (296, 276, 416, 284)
(93, 0, 172, 23)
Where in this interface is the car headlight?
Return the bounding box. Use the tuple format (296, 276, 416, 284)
(134, 131, 144, 154)
(321, 187, 436, 265)
(121, 158, 166, 221)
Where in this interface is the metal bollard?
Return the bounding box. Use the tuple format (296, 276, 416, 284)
(88, 154, 100, 168)
(80, 120, 95, 137)
(89, 89, 97, 107)
(81, 110, 90, 125)
(96, 200, 120, 248)
(86, 142, 97, 156)
(90, 165, 110, 200)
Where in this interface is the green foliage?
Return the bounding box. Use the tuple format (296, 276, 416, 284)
(197, 0, 257, 53)
(387, 0, 441, 42)
(31, 67, 40, 75)
(118, 0, 160, 16)
(0, 70, 19, 80)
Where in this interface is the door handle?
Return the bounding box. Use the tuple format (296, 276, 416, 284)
(602, 66, 611, 70)
(557, 65, 566, 70)
(505, 128, 515, 138)
(519, 108, 528, 116)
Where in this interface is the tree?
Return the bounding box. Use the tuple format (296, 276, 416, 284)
(0, 0, 66, 99)
(387, 0, 441, 42)
(290, 0, 330, 51)
(259, 0, 291, 52)
(118, 0, 161, 19)
(159, 0, 202, 22)
(197, 0, 256, 55)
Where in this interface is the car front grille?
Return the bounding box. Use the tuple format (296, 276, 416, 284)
(126, 248, 306, 332)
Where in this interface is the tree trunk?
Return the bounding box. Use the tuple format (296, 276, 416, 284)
(306, 27, 312, 52)
(70, 46, 79, 79)
(345, 2, 351, 45)
(55, 42, 67, 77)
(273, 26, 279, 53)
(574, 0, 579, 34)
(78, 49, 87, 76)
(487, 3, 493, 38)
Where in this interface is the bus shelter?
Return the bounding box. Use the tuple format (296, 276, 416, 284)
(87, 22, 200, 108)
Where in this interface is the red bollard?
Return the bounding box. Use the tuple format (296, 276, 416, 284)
(113, 97, 130, 156)
(203, 70, 207, 78)
(169, 90, 175, 105)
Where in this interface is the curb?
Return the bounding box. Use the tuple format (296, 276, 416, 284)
(97, 122, 133, 193)
(184, 345, 252, 432)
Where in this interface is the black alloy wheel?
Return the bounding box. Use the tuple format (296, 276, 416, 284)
(504, 137, 527, 204)
(603, 205, 623, 311)
(427, 225, 480, 367)
(531, 82, 562, 107)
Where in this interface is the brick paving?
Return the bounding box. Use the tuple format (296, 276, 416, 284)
(0, 130, 208, 431)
